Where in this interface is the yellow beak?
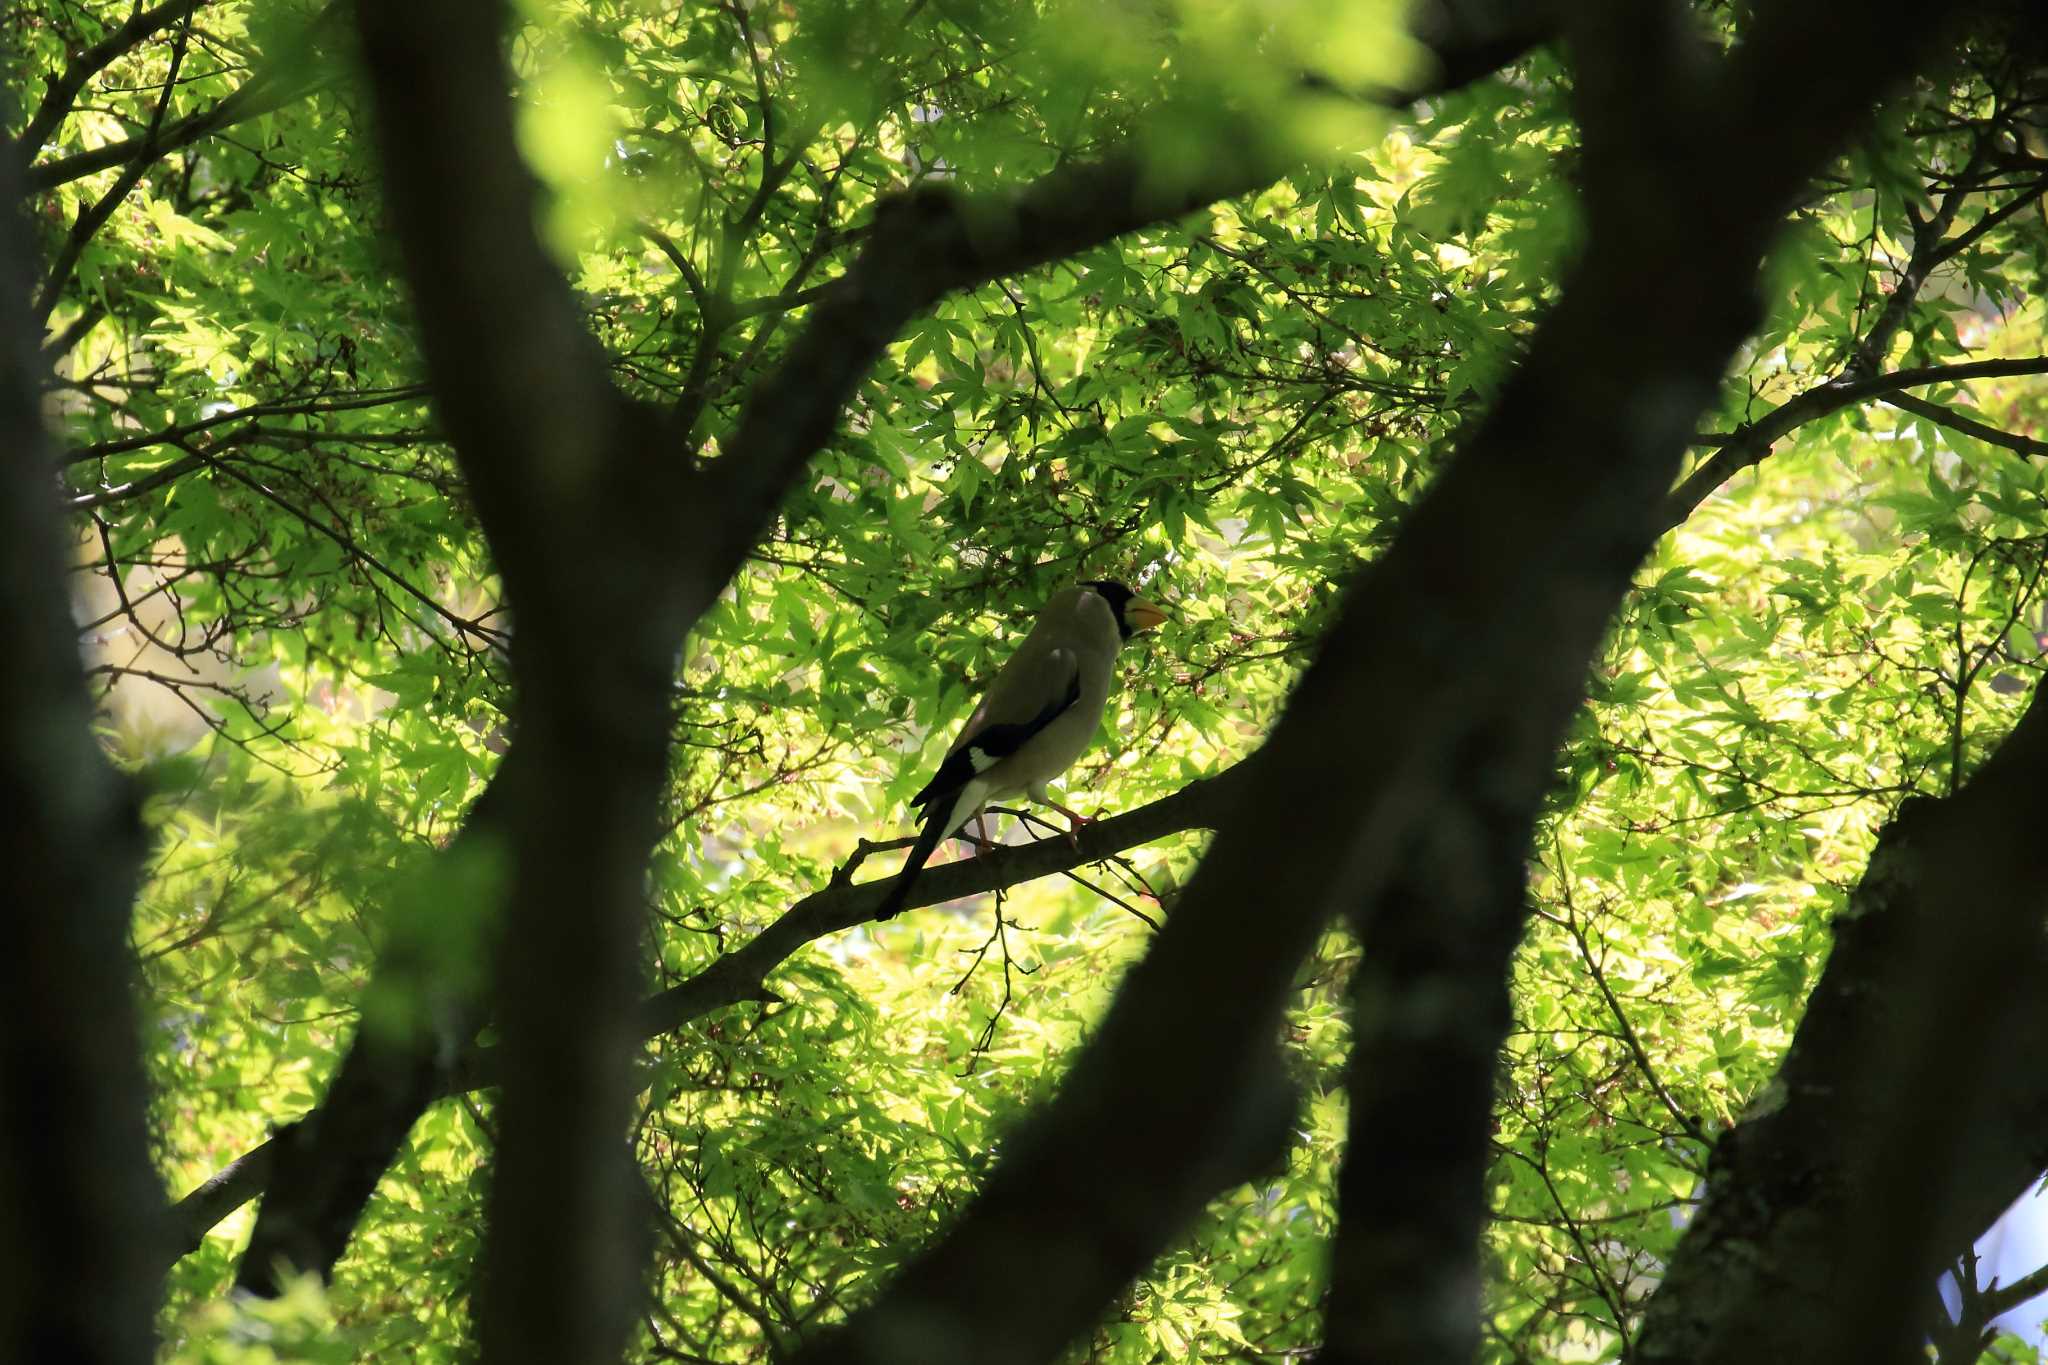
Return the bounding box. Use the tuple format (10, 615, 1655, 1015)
(1126, 597, 1169, 633)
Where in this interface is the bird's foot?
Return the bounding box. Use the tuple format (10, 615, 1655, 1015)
(1027, 797, 1095, 849)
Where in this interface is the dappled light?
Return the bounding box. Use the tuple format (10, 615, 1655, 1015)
(5, 2, 2048, 1363)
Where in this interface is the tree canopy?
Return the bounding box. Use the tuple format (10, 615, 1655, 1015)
(7, 1, 2048, 1362)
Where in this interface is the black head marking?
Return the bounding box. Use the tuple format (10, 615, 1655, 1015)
(1080, 580, 1140, 640)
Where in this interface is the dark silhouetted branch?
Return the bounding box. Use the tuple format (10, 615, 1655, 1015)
(21, 4, 338, 194)
(782, 2, 1973, 1362)
(1636, 683, 2048, 1364)
(212, 0, 1560, 1318)
(0, 119, 163, 1365)
(1665, 358, 2048, 531)
(169, 767, 1247, 1255)
(11, 0, 208, 158)
(1884, 389, 2048, 459)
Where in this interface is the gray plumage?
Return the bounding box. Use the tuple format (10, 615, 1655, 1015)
(876, 581, 1163, 918)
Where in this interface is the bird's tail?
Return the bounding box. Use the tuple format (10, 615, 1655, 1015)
(876, 786, 970, 919)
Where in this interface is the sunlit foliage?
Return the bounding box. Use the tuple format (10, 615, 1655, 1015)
(12, 0, 2047, 1358)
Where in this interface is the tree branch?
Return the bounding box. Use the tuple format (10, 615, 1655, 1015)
(1931, 1246, 2048, 1365)
(1636, 681, 2048, 1364)
(1663, 357, 2048, 532)
(10, 0, 209, 159)
(1883, 389, 2048, 459)
(21, 3, 338, 195)
(212, 0, 1563, 1314)
(0, 111, 162, 1365)
(786, 3, 1959, 1361)
(61, 384, 432, 465)
(168, 767, 1248, 1256)
(1312, 4, 1970, 1360)
(1653, 78, 2048, 534)
(1978, 1257, 2048, 1322)
(337, 2, 687, 1356)
(687, 145, 1292, 617)
(32, 6, 195, 325)
(681, 0, 1563, 623)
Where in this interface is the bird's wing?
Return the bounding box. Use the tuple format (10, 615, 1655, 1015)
(911, 644, 1082, 810)
(879, 587, 1124, 918)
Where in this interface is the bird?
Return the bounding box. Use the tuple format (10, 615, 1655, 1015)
(875, 580, 1168, 919)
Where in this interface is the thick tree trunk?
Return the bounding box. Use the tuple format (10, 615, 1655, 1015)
(0, 134, 163, 1365)
(1636, 682, 2048, 1364)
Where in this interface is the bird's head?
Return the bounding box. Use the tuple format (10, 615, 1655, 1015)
(1080, 580, 1169, 640)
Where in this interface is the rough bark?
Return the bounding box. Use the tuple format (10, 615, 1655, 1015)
(1635, 682, 2048, 1364)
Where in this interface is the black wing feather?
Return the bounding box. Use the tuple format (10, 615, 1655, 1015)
(879, 671, 1082, 920)
(909, 671, 1083, 810)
